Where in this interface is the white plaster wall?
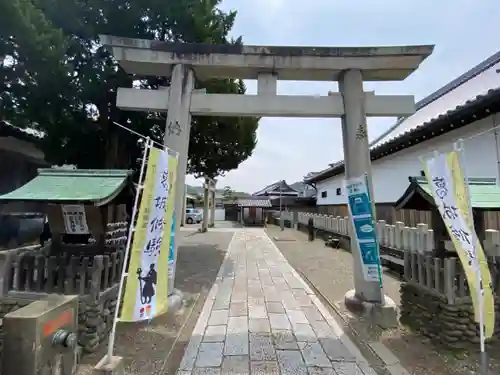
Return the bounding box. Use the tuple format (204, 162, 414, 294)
(208, 208, 226, 221)
(316, 114, 500, 205)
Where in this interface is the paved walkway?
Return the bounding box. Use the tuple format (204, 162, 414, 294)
(176, 229, 377, 375)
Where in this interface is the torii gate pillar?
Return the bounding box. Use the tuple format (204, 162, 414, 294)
(163, 64, 194, 304)
(339, 69, 397, 325)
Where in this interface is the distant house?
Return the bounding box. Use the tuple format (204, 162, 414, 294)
(304, 50, 500, 227)
(253, 180, 315, 209)
(253, 180, 299, 198)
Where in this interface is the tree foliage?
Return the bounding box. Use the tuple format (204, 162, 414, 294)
(222, 185, 234, 201)
(0, 0, 258, 176)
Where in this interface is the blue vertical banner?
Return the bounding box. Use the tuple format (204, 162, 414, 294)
(345, 175, 383, 287)
(168, 212, 176, 279)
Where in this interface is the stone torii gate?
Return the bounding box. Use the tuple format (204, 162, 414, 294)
(100, 35, 433, 324)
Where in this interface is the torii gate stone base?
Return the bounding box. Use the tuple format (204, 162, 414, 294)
(101, 35, 433, 328)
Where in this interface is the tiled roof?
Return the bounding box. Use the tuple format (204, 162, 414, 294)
(237, 199, 272, 208)
(0, 168, 132, 205)
(306, 50, 500, 184)
(253, 180, 298, 196)
(371, 50, 500, 148)
(306, 87, 500, 183)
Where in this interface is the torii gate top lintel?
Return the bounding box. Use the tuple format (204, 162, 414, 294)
(99, 35, 434, 82)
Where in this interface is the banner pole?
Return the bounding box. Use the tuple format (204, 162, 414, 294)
(107, 138, 152, 363)
(454, 139, 488, 374)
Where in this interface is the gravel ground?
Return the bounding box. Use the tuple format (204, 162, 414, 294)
(77, 231, 233, 375)
(267, 225, 500, 375)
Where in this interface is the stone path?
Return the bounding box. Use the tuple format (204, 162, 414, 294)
(176, 229, 377, 375)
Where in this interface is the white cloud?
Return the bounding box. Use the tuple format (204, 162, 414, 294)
(187, 0, 500, 193)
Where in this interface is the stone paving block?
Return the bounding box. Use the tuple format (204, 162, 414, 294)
(176, 370, 192, 375)
(248, 297, 265, 307)
(229, 302, 247, 317)
(227, 316, 248, 333)
(249, 332, 276, 361)
(292, 289, 309, 299)
(271, 329, 298, 350)
(208, 309, 229, 325)
(179, 335, 202, 371)
(319, 338, 357, 362)
(331, 362, 365, 375)
(298, 342, 331, 367)
(302, 305, 325, 322)
(193, 368, 221, 375)
(248, 286, 263, 298)
(281, 296, 301, 310)
(292, 323, 318, 342)
(260, 276, 274, 286)
(276, 350, 308, 375)
(269, 268, 283, 277)
(231, 291, 247, 303)
(204, 325, 227, 342)
(287, 310, 309, 325)
(287, 278, 306, 290)
(221, 355, 249, 375)
(307, 367, 335, 375)
(248, 305, 267, 319)
(263, 289, 281, 302)
(310, 320, 336, 339)
(271, 276, 286, 284)
(250, 361, 280, 375)
(213, 299, 231, 310)
(233, 282, 247, 292)
(269, 313, 291, 330)
(266, 301, 285, 314)
(249, 318, 271, 333)
(224, 332, 249, 356)
(196, 342, 224, 367)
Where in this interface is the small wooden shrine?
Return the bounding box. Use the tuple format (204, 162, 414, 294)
(0, 168, 135, 352)
(0, 168, 133, 253)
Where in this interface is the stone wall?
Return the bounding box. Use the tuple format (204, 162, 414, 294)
(78, 287, 118, 352)
(400, 283, 500, 349)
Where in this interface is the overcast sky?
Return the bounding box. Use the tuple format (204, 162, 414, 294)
(185, 0, 500, 193)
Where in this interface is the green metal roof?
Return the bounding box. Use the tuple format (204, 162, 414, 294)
(0, 168, 132, 205)
(395, 176, 500, 210)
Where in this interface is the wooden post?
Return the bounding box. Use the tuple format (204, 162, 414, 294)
(431, 209, 446, 257)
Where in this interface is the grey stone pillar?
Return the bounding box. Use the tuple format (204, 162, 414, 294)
(202, 178, 209, 232)
(339, 69, 383, 303)
(163, 64, 194, 298)
(209, 188, 216, 227)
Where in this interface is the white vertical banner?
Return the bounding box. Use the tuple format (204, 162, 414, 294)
(120, 146, 177, 322)
(61, 204, 89, 234)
